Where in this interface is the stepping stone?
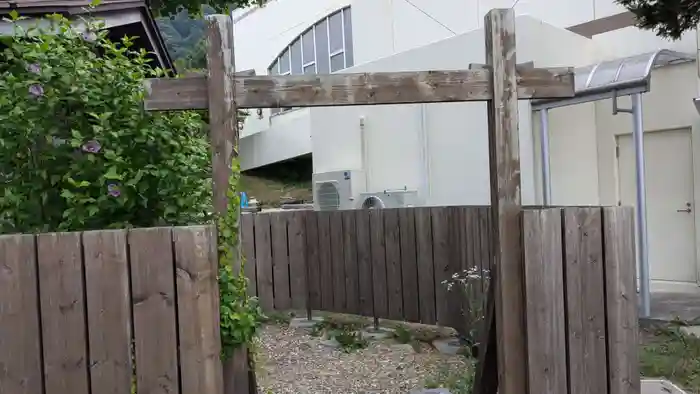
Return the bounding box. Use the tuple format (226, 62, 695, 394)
(320, 338, 341, 349)
(680, 325, 700, 337)
(432, 338, 465, 356)
(362, 326, 393, 340)
(642, 379, 689, 394)
(289, 316, 324, 329)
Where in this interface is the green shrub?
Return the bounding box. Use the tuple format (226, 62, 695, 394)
(0, 11, 262, 360)
(0, 12, 212, 233)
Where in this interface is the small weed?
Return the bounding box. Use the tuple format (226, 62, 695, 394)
(332, 327, 369, 353)
(310, 318, 369, 352)
(393, 325, 413, 344)
(392, 325, 423, 352)
(424, 360, 475, 394)
(310, 319, 332, 337)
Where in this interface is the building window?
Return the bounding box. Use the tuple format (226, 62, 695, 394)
(269, 7, 353, 115)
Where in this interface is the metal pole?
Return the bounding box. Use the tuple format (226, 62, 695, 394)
(539, 109, 552, 205)
(631, 93, 651, 318)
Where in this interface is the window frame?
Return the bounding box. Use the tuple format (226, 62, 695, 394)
(267, 6, 353, 118)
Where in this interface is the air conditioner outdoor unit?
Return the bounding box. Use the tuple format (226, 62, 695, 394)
(357, 189, 421, 209)
(312, 170, 366, 211)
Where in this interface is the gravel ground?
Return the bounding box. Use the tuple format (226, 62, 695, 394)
(255, 324, 470, 394)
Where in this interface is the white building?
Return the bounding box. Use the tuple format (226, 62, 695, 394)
(233, 0, 700, 295)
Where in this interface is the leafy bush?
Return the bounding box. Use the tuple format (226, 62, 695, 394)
(0, 12, 212, 233)
(0, 10, 263, 362)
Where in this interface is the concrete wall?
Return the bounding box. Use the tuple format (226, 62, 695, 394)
(311, 16, 597, 206)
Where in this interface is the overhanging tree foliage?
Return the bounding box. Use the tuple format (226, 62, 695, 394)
(616, 0, 700, 40)
(153, 0, 266, 18)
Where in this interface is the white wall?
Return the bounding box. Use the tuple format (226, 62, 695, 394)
(595, 62, 700, 205)
(350, 0, 637, 66)
(312, 16, 597, 206)
(240, 108, 313, 170)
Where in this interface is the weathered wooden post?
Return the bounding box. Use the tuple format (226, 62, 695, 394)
(142, 8, 576, 394)
(474, 9, 526, 394)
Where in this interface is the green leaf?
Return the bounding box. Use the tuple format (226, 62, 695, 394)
(103, 166, 122, 180)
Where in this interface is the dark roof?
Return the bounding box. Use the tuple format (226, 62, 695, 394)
(0, 0, 175, 72)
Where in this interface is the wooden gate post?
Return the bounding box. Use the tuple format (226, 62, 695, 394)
(204, 14, 252, 394)
(481, 8, 527, 394)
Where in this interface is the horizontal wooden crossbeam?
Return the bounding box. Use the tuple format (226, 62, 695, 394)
(143, 67, 574, 111)
(469, 61, 535, 70)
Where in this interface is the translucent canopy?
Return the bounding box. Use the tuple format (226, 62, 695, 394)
(533, 49, 695, 109)
(575, 49, 694, 93)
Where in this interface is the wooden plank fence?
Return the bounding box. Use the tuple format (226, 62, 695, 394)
(242, 206, 494, 335)
(242, 205, 640, 394)
(0, 226, 223, 394)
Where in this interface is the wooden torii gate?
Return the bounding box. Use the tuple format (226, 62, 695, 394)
(143, 8, 576, 394)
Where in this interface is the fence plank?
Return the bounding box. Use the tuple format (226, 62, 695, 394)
(603, 207, 640, 394)
(384, 209, 404, 320)
(370, 209, 389, 319)
(330, 211, 347, 312)
(82, 230, 132, 394)
(342, 211, 360, 314)
(431, 207, 451, 326)
(563, 207, 608, 394)
(460, 207, 480, 336)
(477, 207, 492, 304)
(415, 207, 436, 325)
(288, 211, 308, 310)
(355, 209, 374, 316)
(271, 213, 292, 310)
(446, 206, 466, 333)
(254, 214, 274, 311)
(317, 212, 334, 310)
(241, 213, 257, 297)
(305, 212, 322, 311)
(523, 209, 568, 394)
(173, 226, 223, 394)
(399, 208, 420, 323)
(37, 232, 90, 394)
(128, 227, 180, 394)
(0, 234, 42, 394)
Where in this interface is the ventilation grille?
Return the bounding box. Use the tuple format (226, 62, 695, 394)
(316, 182, 340, 211)
(361, 196, 385, 209)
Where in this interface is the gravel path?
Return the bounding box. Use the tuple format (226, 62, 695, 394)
(255, 324, 469, 394)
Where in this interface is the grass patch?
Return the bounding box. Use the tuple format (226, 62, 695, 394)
(640, 325, 700, 392)
(421, 325, 700, 394)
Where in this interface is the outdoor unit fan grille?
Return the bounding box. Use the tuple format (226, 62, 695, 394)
(316, 182, 340, 210)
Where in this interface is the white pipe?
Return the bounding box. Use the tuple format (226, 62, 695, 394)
(359, 115, 370, 191)
(539, 109, 552, 205)
(632, 93, 651, 318)
(420, 104, 432, 202)
(696, 25, 700, 90)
